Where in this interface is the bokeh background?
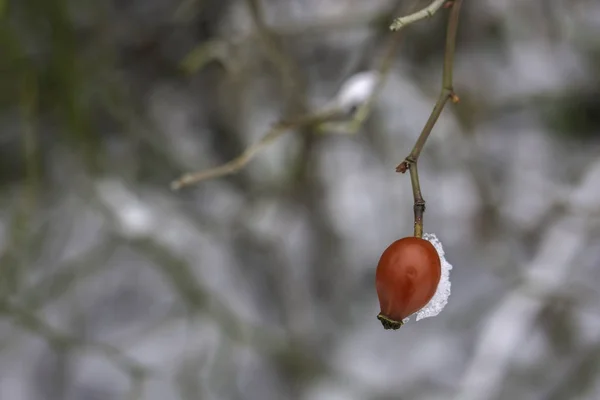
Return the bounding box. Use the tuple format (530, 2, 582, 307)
(2, 0, 600, 399)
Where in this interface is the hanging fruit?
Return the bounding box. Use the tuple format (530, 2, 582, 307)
(375, 236, 442, 329)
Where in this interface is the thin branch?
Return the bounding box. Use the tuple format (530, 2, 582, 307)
(170, 0, 422, 190)
(396, 0, 462, 238)
(180, 7, 410, 77)
(390, 0, 447, 31)
(317, 0, 424, 135)
(409, 162, 426, 238)
(171, 123, 288, 190)
(170, 112, 338, 190)
(317, 30, 404, 135)
(245, 0, 306, 110)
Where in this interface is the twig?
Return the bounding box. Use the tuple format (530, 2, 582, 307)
(181, 5, 410, 76)
(317, 0, 424, 135)
(396, 0, 462, 238)
(171, 123, 287, 190)
(170, 0, 421, 189)
(181, 7, 411, 76)
(390, 0, 446, 31)
(316, 28, 404, 135)
(245, 0, 306, 109)
(170, 112, 338, 190)
(171, 0, 313, 191)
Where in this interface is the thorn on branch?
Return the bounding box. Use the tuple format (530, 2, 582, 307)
(443, 1, 454, 8)
(396, 160, 410, 173)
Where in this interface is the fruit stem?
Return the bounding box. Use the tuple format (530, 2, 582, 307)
(394, 0, 463, 238)
(409, 161, 426, 238)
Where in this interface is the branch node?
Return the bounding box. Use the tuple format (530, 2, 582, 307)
(449, 91, 460, 104)
(394, 0, 462, 238)
(414, 199, 426, 212)
(413, 198, 426, 238)
(396, 156, 416, 174)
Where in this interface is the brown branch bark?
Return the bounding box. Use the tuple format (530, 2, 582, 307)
(396, 0, 463, 238)
(171, 1, 422, 190)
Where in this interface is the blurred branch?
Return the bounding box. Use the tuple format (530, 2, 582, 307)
(0, 236, 120, 364)
(128, 237, 288, 352)
(455, 159, 600, 400)
(0, 70, 41, 298)
(181, 40, 230, 75)
(20, 70, 39, 209)
(20, 238, 119, 310)
(171, 0, 424, 190)
(171, 111, 341, 190)
(181, 7, 405, 76)
(171, 121, 289, 190)
(317, 0, 424, 135)
(181, 4, 408, 74)
(390, 0, 447, 31)
(275, 8, 399, 36)
(396, 0, 462, 238)
(0, 297, 150, 378)
(89, 178, 332, 380)
(545, 338, 600, 400)
(88, 177, 285, 349)
(245, 0, 306, 110)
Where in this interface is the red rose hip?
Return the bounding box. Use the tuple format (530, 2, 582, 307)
(376, 237, 441, 329)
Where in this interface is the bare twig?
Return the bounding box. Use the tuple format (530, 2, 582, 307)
(316, 22, 406, 135)
(170, 0, 422, 190)
(396, 0, 462, 238)
(316, 0, 425, 135)
(170, 112, 338, 190)
(245, 0, 306, 109)
(390, 0, 447, 31)
(181, 7, 411, 76)
(171, 123, 287, 190)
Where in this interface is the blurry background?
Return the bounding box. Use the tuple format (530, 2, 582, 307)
(1, 0, 600, 399)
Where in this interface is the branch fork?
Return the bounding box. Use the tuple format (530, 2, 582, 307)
(171, 0, 464, 216)
(393, 0, 463, 238)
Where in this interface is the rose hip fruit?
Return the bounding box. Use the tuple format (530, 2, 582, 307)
(375, 237, 441, 330)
